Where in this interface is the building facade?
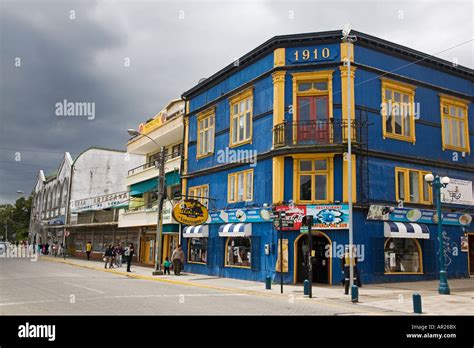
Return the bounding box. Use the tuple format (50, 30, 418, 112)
(181, 30, 473, 285)
(118, 99, 184, 266)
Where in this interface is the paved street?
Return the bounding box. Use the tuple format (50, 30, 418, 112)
(1, 257, 473, 315)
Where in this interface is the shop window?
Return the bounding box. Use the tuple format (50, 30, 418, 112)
(225, 237, 251, 268)
(384, 238, 422, 273)
(197, 109, 215, 158)
(395, 167, 432, 204)
(188, 238, 208, 264)
(296, 158, 331, 203)
(228, 169, 253, 203)
(189, 184, 209, 207)
(229, 89, 253, 147)
(381, 79, 416, 143)
(440, 95, 470, 153)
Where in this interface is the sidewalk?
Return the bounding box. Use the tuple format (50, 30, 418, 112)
(41, 256, 474, 315)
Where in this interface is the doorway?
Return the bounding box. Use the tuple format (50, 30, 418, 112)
(163, 234, 179, 263)
(140, 235, 155, 265)
(469, 234, 474, 275)
(296, 95, 330, 144)
(295, 232, 331, 284)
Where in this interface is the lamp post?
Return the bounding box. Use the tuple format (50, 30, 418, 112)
(127, 129, 166, 275)
(342, 25, 357, 291)
(424, 173, 451, 295)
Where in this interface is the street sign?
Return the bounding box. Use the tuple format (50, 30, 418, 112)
(300, 226, 309, 233)
(271, 211, 287, 220)
(281, 220, 294, 228)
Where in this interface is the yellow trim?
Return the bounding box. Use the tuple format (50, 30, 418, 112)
(188, 184, 209, 207)
(339, 66, 356, 142)
(292, 154, 334, 204)
(272, 71, 286, 126)
(440, 94, 470, 153)
(383, 237, 423, 274)
(274, 48, 286, 67)
(293, 231, 332, 285)
(272, 156, 284, 204)
(340, 41, 354, 63)
(395, 167, 432, 204)
(343, 154, 357, 203)
(224, 237, 251, 269)
(229, 88, 253, 148)
(227, 169, 254, 203)
(183, 115, 189, 175)
(196, 107, 216, 159)
(291, 71, 334, 145)
(381, 78, 416, 144)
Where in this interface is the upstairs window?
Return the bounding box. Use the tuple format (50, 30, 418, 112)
(197, 109, 215, 158)
(228, 169, 253, 203)
(229, 89, 253, 147)
(296, 157, 332, 203)
(395, 167, 432, 204)
(189, 184, 209, 207)
(440, 95, 470, 153)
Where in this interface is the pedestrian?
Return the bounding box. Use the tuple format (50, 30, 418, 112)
(38, 243, 42, 255)
(52, 242, 58, 257)
(171, 245, 185, 276)
(163, 256, 171, 275)
(86, 241, 92, 260)
(45, 243, 49, 255)
(114, 242, 124, 267)
(103, 244, 114, 269)
(125, 243, 134, 272)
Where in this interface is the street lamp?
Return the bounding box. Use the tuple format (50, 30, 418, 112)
(424, 173, 450, 295)
(127, 128, 166, 275)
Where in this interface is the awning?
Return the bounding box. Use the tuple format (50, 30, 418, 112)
(218, 223, 252, 237)
(384, 222, 430, 239)
(165, 170, 180, 187)
(182, 225, 209, 238)
(130, 178, 158, 197)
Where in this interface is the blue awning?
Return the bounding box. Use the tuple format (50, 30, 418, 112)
(384, 222, 430, 239)
(130, 178, 158, 197)
(218, 223, 252, 237)
(183, 225, 209, 238)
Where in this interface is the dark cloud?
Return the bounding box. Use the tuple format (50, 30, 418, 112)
(0, 0, 472, 203)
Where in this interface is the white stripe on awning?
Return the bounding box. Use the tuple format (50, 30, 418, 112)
(384, 222, 430, 239)
(182, 225, 209, 238)
(218, 223, 252, 237)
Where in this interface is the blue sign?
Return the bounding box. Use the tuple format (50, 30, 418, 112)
(307, 204, 349, 230)
(208, 208, 272, 224)
(287, 44, 339, 65)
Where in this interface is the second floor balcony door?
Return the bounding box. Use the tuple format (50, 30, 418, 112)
(296, 95, 329, 144)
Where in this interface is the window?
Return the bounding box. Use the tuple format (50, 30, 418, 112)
(188, 184, 209, 207)
(395, 167, 432, 204)
(171, 143, 182, 159)
(381, 79, 416, 143)
(229, 89, 253, 147)
(188, 238, 208, 264)
(384, 238, 422, 273)
(197, 109, 215, 158)
(228, 169, 253, 203)
(440, 95, 470, 153)
(295, 158, 331, 203)
(225, 237, 251, 267)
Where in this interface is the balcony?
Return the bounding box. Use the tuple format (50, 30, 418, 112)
(117, 201, 177, 228)
(273, 119, 361, 148)
(126, 151, 181, 187)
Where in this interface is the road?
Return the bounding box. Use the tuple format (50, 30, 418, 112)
(0, 258, 384, 315)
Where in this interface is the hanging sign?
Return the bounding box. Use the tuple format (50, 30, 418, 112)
(172, 199, 208, 226)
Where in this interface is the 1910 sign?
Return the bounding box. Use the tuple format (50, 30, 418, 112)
(172, 199, 209, 226)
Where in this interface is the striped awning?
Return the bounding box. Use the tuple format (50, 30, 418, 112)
(384, 222, 430, 239)
(218, 223, 252, 237)
(182, 225, 209, 238)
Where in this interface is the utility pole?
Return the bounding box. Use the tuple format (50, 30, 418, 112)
(279, 216, 283, 294)
(306, 215, 313, 298)
(153, 147, 166, 275)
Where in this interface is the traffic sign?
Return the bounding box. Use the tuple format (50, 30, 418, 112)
(300, 226, 309, 233)
(281, 219, 294, 228)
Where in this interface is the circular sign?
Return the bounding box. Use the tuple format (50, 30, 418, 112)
(172, 199, 209, 226)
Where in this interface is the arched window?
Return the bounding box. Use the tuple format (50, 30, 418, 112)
(62, 179, 69, 205)
(225, 237, 251, 268)
(384, 238, 422, 274)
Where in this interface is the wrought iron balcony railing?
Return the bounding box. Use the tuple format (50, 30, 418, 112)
(127, 150, 182, 176)
(273, 119, 361, 147)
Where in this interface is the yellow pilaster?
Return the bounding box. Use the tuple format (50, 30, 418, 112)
(274, 48, 286, 67)
(272, 156, 284, 204)
(182, 102, 190, 197)
(343, 154, 357, 202)
(272, 71, 286, 126)
(340, 42, 354, 63)
(339, 66, 356, 141)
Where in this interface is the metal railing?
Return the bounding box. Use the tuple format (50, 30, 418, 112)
(127, 150, 181, 176)
(273, 119, 361, 147)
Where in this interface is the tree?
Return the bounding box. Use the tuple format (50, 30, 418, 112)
(0, 196, 32, 242)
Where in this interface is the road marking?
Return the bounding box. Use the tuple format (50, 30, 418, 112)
(63, 282, 105, 294)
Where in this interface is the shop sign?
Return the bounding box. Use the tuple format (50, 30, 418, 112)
(441, 178, 473, 206)
(172, 199, 208, 226)
(367, 205, 472, 227)
(207, 208, 272, 224)
(71, 191, 129, 213)
(287, 44, 339, 65)
(138, 112, 167, 135)
(162, 200, 177, 224)
(47, 216, 65, 225)
(274, 205, 306, 230)
(307, 204, 349, 230)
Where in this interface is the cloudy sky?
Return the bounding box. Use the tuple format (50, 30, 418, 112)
(0, 0, 472, 203)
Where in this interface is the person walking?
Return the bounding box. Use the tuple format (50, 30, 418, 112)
(114, 242, 124, 268)
(86, 241, 92, 260)
(163, 257, 171, 275)
(125, 243, 134, 272)
(171, 245, 185, 276)
(104, 244, 114, 269)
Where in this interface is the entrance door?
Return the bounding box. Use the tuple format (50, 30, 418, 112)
(295, 234, 330, 284)
(469, 235, 474, 275)
(163, 234, 179, 263)
(296, 96, 329, 144)
(140, 235, 155, 265)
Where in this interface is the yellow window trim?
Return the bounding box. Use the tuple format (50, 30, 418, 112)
(395, 167, 432, 205)
(227, 169, 254, 203)
(229, 88, 254, 148)
(188, 184, 209, 207)
(224, 236, 252, 268)
(439, 94, 470, 153)
(381, 78, 416, 144)
(196, 107, 216, 159)
(292, 154, 334, 204)
(384, 237, 423, 275)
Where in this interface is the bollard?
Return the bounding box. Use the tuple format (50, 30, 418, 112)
(265, 276, 272, 290)
(351, 285, 358, 302)
(413, 293, 422, 314)
(303, 279, 310, 296)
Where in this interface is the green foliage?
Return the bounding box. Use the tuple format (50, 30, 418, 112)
(0, 196, 32, 242)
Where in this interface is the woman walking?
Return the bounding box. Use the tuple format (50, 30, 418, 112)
(125, 243, 134, 272)
(104, 244, 114, 269)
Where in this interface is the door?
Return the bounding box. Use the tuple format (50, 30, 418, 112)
(296, 234, 330, 284)
(140, 235, 155, 265)
(469, 235, 474, 275)
(296, 96, 329, 144)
